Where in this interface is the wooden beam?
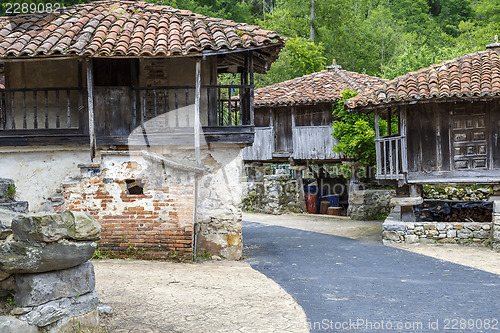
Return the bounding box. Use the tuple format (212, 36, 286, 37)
(249, 51, 255, 126)
(195, 58, 202, 167)
(374, 111, 381, 177)
(86, 59, 96, 161)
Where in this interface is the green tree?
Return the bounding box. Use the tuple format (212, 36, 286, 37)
(255, 37, 327, 88)
(332, 90, 378, 166)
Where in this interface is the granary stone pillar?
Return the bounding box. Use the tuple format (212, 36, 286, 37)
(492, 200, 500, 252)
(390, 184, 423, 222)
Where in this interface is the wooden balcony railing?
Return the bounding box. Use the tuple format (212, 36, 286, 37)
(376, 135, 407, 180)
(1, 87, 83, 131)
(134, 84, 253, 128)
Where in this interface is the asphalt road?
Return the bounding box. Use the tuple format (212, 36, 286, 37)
(243, 221, 500, 333)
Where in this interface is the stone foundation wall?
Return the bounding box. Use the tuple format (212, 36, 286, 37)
(242, 174, 303, 215)
(348, 189, 395, 220)
(383, 207, 493, 246)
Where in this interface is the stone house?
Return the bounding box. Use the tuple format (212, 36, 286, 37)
(0, 0, 284, 260)
(346, 43, 500, 248)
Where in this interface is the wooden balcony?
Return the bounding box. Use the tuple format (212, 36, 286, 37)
(375, 135, 407, 181)
(0, 84, 254, 146)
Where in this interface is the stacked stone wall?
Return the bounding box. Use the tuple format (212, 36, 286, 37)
(242, 174, 303, 215)
(383, 207, 493, 246)
(348, 189, 395, 220)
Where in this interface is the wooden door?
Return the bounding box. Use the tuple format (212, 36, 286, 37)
(274, 108, 293, 153)
(451, 105, 488, 170)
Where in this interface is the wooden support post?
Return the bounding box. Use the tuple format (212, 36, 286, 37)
(374, 112, 381, 178)
(193, 58, 202, 258)
(194, 58, 202, 168)
(249, 51, 254, 126)
(130, 59, 137, 131)
(86, 59, 96, 161)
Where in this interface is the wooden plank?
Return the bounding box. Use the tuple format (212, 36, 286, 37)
(242, 127, 273, 160)
(55, 90, 60, 129)
(44, 90, 49, 129)
(492, 100, 500, 168)
(388, 138, 394, 176)
(435, 104, 442, 171)
(374, 112, 381, 177)
(86, 59, 96, 160)
(400, 106, 408, 174)
(66, 90, 71, 128)
(407, 169, 500, 184)
(33, 91, 37, 129)
(291, 126, 341, 160)
(0, 134, 89, 146)
(22, 91, 26, 129)
(406, 105, 421, 172)
(249, 51, 254, 126)
(395, 136, 400, 178)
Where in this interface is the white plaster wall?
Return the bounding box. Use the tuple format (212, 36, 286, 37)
(198, 146, 243, 224)
(0, 146, 91, 212)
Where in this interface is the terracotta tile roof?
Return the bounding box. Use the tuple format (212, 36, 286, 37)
(346, 49, 500, 110)
(254, 69, 387, 107)
(0, 0, 284, 70)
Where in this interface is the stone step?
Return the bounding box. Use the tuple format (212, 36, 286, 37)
(0, 201, 29, 213)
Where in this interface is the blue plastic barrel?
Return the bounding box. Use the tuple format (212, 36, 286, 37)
(321, 194, 339, 207)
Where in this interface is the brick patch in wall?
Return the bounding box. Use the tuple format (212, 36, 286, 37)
(58, 155, 196, 260)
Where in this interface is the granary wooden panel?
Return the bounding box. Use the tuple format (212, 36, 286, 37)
(450, 103, 488, 170)
(274, 108, 293, 152)
(94, 87, 134, 138)
(242, 127, 273, 161)
(292, 126, 341, 160)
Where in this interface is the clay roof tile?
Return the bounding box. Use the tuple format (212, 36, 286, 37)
(0, 0, 284, 71)
(254, 69, 386, 107)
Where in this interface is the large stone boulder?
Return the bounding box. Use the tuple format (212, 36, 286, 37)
(18, 290, 98, 328)
(0, 240, 97, 275)
(12, 212, 100, 243)
(15, 262, 95, 307)
(0, 316, 37, 333)
(61, 211, 101, 241)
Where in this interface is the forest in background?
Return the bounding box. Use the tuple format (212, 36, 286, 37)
(1, 0, 500, 86)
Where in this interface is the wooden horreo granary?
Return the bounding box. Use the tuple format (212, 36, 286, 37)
(243, 66, 386, 164)
(347, 44, 500, 186)
(0, 0, 284, 259)
(346, 43, 500, 221)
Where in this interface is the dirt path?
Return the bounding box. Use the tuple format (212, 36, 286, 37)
(244, 212, 500, 276)
(94, 259, 308, 333)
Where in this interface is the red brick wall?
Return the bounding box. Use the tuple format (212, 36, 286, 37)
(58, 160, 195, 261)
